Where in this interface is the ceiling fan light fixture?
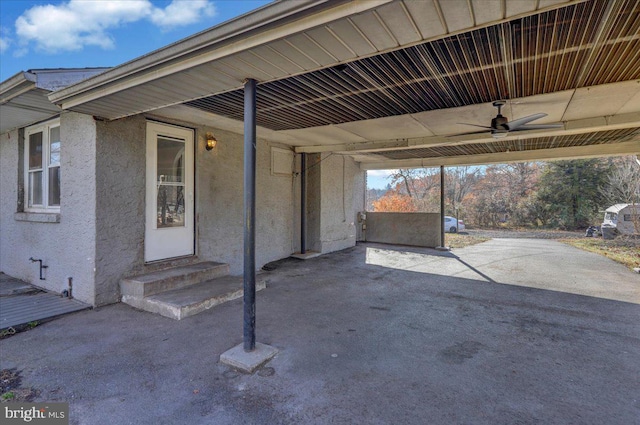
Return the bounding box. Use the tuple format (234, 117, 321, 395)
(459, 100, 561, 138)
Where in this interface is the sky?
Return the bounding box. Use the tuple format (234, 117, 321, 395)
(0, 0, 271, 81)
(367, 170, 396, 190)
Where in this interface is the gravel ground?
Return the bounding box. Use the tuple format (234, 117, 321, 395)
(465, 228, 584, 239)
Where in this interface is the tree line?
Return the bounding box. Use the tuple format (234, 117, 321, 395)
(368, 156, 640, 231)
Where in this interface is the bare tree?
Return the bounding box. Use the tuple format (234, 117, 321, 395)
(446, 166, 480, 208)
(600, 155, 640, 233)
(390, 168, 440, 199)
(600, 155, 640, 205)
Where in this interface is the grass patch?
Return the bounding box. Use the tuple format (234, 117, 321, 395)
(445, 233, 491, 249)
(0, 369, 37, 403)
(559, 237, 640, 270)
(1, 392, 15, 401)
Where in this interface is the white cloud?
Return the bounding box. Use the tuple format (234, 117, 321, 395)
(0, 26, 11, 54)
(0, 37, 9, 54)
(0, 38, 8, 54)
(13, 0, 216, 54)
(15, 1, 151, 52)
(150, 0, 216, 30)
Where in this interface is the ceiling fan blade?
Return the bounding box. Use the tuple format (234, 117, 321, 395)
(458, 123, 492, 129)
(510, 123, 564, 131)
(447, 130, 489, 137)
(505, 113, 547, 130)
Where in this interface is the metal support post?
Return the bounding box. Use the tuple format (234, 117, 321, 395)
(243, 79, 257, 352)
(440, 165, 445, 247)
(300, 153, 307, 254)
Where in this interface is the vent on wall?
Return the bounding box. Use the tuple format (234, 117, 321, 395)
(271, 147, 294, 176)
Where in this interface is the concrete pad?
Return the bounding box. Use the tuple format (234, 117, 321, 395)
(220, 342, 279, 373)
(1, 241, 639, 424)
(290, 251, 321, 259)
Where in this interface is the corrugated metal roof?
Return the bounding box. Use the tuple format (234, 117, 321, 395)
(186, 0, 639, 131)
(51, 0, 577, 119)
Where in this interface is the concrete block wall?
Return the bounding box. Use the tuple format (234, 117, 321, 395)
(365, 212, 440, 247)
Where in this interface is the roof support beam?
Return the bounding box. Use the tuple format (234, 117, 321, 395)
(359, 140, 640, 170)
(295, 138, 414, 154)
(294, 112, 640, 154)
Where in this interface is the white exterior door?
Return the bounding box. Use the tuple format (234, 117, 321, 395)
(145, 122, 195, 262)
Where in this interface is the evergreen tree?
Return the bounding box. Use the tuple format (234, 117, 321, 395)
(536, 159, 612, 229)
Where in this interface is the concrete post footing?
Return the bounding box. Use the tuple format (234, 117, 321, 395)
(220, 342, 279, 373)
(291, 251, 321, 260)
(435, 246, 451, 251)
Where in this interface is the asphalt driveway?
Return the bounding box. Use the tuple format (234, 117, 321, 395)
(1, 239, 639, 424)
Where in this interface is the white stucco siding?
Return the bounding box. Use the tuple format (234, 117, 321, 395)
(0, 112, 97, 305)
(94, 116, 147, 305)
(0, 130, 20, 276)
(1, 110, 366, 306)
(196, 127, 298, 274)
(306, 153, 322, 253)
(256, 139, 299, 269)
(319, 155, 364, 253)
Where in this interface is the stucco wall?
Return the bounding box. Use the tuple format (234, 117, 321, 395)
(0, 130, 19, 277)
(2, 110, 366, 305)
(319, 154, 363, 253)
(195, 126, 297, 274)
(365, 212, 441, 247)
(305, 153, 322, 253)
(88, 115, 300, 298)
(302, 153, 365, 253)
(94, 116, 146, 305)
(353, 162, 366, 242)
(0, 112, 97, 304)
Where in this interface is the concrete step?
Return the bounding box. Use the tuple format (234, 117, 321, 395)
(120, 262, 229, 298)
(122, 275, 268, 320)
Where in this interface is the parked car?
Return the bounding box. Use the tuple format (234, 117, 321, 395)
(444, 216, 465, 233)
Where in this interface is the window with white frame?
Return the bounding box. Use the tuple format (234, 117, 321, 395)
(25, 119, 61, 211)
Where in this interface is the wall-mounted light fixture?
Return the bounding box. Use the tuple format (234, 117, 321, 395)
(205, 132, 218, 150)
